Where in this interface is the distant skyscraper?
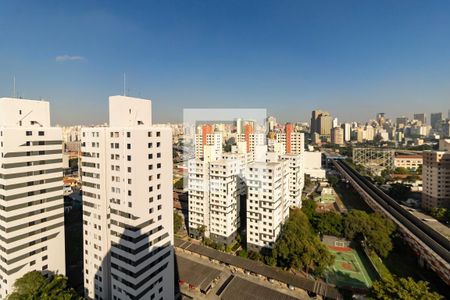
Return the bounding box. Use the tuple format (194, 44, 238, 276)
(310, 110, 323, 135)
(376, 113, 386, 127)
(318, 113, 333, 136)
(310, 110, 333, 137)
(396, 116, 408, 129)
(266, 116, 276, 132)
(331, 127, 344, 145)
(341, 123, 351, 142)
(81, 96, 174, 300)
(332, 117, 338, 129)
(431, 112, 443, 130)
(414, 113, 426, 125)
(0, 98, 65, 298)
(448, 109, 450, 120)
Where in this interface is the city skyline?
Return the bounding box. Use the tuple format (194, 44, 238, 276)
(1, 0, 450, 124)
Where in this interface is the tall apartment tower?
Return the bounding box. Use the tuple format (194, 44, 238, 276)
(396, 116, 408, 129)
(422, 142, 450, 210)
(414, 113, 426, 125)
(81, 96, 174, 300)
(341, 123, 351, 142)
(194, 125, 222, 160)
(0, 98, 65, 298)
(188, 152, 248, 246)
(431, 112, 443, 130)
(331, 127, 344, 145)
(280, 154, 304, 207)
(275, 124, 304, 155)
(246, 161, 289, 253)
(310, 110, 323, 135)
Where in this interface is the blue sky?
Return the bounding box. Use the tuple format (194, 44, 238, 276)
(1, 0, 450, 125)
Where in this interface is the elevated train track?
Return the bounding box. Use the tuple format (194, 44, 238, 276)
(331, 159, 450, 284)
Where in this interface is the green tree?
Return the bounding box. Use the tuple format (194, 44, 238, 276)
(8, 271, 80, 300)
(343, 210, 369, 240)
(173, 212, 183, 234)
(328, 175, 339, 186)
(373, 175, 386, 185)
(301, 199, 317, 220)
(388, 183, 411, 201)
(343, 210, 395, 257)
(430, 208, 448, 222)
(394, 167, 409, 174)
(271, 209, 334, 276)
(364, 213, 396, 257)
(405, 175, 418, 182)
(197, 225, 206, 240)
(315, 212, 343, 237)
(415, 164, 422, 174)
(173, 177, 184, 189)
(370, 275, 442, 300)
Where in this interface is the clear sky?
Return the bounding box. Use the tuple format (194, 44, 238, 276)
(1, 0, 450, 125)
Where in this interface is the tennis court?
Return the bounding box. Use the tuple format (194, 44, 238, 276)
(325, 245, 376, 289)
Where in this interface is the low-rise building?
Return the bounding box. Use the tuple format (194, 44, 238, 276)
(303, 151, 326, 180)
(394, 154, 423, 171)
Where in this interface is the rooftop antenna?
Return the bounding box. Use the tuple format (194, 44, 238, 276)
(13, 76, 16, 98)
(123, 73, 126, 96)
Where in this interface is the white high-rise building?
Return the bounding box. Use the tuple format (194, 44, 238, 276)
(236, 132, 267, 161)
(280, 154, 304, 207)
(275, 127, 304, 156)
(188, 159, 211, 238)
(194, 126, 222, 160)
(81, 96, 174, 300)
(341, 123, 351, 142)
(0, 98, 65, 298)
(188, 152, 248, 245)
(246, 161, 289, 253)
(209, 159, 241, 245)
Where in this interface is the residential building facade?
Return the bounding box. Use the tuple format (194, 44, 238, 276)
(82, 96, 174, 300)
(246, 161, 289, 253)
(0, 98, 65, 298)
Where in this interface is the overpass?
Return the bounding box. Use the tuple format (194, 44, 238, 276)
(331, 159, 450, 285)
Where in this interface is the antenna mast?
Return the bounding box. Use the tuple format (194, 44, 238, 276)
(13, 76, 16, 98)
(123, 73, 126, 96)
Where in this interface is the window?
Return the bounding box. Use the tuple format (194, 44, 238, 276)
(38, 131, 44, 136)
(127, 155, 131, 161)
(127, 132, 131, 138)
(26, 131, 32, 136)
(127, 144, 131, 150)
